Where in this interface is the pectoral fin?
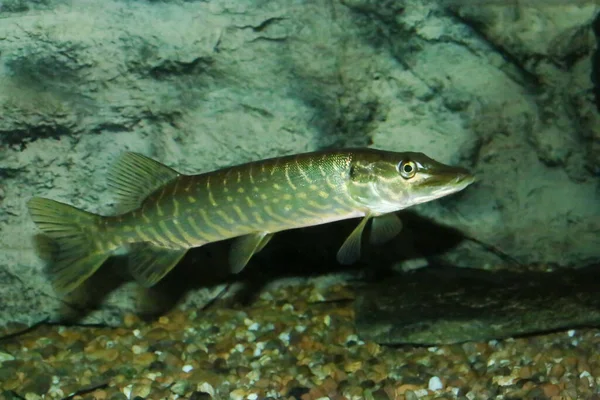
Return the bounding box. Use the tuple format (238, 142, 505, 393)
(370, 213, 403, 245)
(229, 232, 273, 274)
(336, 215, 371, 265)
(128, 243, 188, 287)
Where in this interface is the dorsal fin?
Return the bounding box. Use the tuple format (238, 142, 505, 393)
(107, 152, 180, 213)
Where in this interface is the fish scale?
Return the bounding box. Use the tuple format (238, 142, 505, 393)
(121, 152, 358, 249)
(27, 148, 475, 294)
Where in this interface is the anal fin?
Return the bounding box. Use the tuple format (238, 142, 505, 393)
(128, 243, 188, 287)
(229, 232, 273, 274)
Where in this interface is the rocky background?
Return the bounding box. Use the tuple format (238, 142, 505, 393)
(0, 0, 599, 328)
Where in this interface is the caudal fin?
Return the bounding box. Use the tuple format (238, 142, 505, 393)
(27, 197, 110, 294)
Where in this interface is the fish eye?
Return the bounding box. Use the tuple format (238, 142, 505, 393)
(397, 160, 417, 179)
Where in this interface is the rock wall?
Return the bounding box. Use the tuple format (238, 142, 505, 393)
(1, 0, 598, 327)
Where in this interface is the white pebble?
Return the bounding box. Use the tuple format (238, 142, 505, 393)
(246, 393, 258, 400)
(229, 389, 245, 400)
(248, 322, 260, 331)
(133, 329, 142, 338)
(197, 383, 215, 396)
(265, 323, 276, 331)
(568, 329, 576, 337)
(122, 384, 133, 399)
(182, 364, 194, 373)
(132, 345, 144, 354)
(345, 334, 359, 344)
(428, 376, 443, 391)
(253, 342, 265, 357)
(278, 332, 290, 345)
(235, 344, 245, 352)
(580, 370, 592, 380)
(494, 375, 515, 386)
(247, 369, 260, 382)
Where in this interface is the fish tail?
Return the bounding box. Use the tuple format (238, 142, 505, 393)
(27, 197, 111, 294)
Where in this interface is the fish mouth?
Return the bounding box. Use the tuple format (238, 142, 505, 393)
(426, 166, 476, 195)
(454, 169, 476, 187)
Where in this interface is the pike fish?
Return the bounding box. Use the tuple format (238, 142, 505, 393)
(27, 148, 475, 294)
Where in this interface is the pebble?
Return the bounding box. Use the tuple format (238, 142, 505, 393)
(428, 376, 443, 391)
(518, 365, 533, 379)
(91, 389, 108, 400)
(171, 380, 190, 395)
(1, 280, 599, 400)
(123, 313, 141, 328)
(130, 382, 152, 398)
(549, 363, 565, 379)
(0, 351, 16, 362)
(396, 384, 420, 395)
(404, 390, 419, 400)
(133, 352, 156, 367)
(229, 388, 247, 400)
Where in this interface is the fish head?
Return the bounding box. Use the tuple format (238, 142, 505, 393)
(347, 150, 476, 214)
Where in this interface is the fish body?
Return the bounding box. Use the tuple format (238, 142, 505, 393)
(27, 148, 475, 293)
(106, 151, 362, 250)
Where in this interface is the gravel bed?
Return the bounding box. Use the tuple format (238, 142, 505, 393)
(1, 281, 599, 400)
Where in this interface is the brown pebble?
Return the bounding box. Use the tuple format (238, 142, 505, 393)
(579, 375, 591, 390)
(161, 352, 183, 368)
(169, 310, 187, 326)
(563, 356, 578, 368)
(254, 378, 271, 388)
(541, 383, 561, 397)
(549, 363, 565, 379)
(521, 381, 536, 391)
(396, 384, 420, 395)
(90, 390, 108, 400)
(404, 390, 418, 400)
(133, 352, 157, 367)
(519, 366, 533, 379)
(321, 377, 338, 394)
(371, 388, 390, 400)
(578, 358, 591, 374)
(123, 313, 141, 328)
(87, 348, 119, 362)
(145, 327, 169, 340)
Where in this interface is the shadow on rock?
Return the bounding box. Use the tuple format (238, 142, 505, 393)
(355, 263, 600, 346)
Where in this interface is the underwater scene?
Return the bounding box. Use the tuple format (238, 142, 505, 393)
(1, 0, 600, 399)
